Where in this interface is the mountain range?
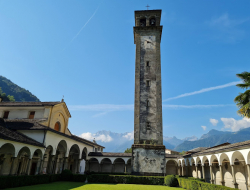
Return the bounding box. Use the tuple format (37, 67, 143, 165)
(0, 75, 40, 102)
(82, 128, 250, 153)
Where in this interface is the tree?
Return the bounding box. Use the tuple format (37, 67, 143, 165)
(234, 71, 250, 118)
(124, 148, 132, 153)
(0, 87, 15, 102)
(179, 151, 186, 155)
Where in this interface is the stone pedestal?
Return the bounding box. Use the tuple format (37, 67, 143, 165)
(131, 144, 165, 176)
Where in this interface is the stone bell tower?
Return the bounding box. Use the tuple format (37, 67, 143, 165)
(131, 9, 165, 175)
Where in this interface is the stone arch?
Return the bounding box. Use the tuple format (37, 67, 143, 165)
(29, 149, 43, 175)
(56, 140, 67, 157)
(68, 144, 80, 173)
(89, 158, 99, 172)
(126, 159, 131, 173)
(43, 145, 53, 174)
(0, 143, 16, 175)
(166, 160, 178, 175)
(201, 156, 209, 166)
(100, 158, 112, 173)
(231, 151, 247, 190)
(82, 147, 87, 160)
(15, 146, 31, 175)
(220, 154, 232, 188)
(113, 158, 125, 173)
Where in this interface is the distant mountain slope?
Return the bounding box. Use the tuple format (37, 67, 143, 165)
(174, 128, 250, 152)
(80, 130, 195, 152)
(0, 76, 40, 102)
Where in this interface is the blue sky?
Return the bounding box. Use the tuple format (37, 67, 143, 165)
(1, 0, 250, 140)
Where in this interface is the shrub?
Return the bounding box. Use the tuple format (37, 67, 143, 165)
(61, 169, 73, 181)
(164, 175, 178, 187)
(87, 174, 164, 185)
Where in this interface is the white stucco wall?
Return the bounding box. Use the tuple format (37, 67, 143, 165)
(0, 107, 45, 119)
(19, 130, 45, 144)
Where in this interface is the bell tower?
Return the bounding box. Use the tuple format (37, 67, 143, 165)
(131, 9, 165, 175)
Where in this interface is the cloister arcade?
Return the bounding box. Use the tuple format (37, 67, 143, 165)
(0, 139, 91, 176)
(177, 148, 250, 190)
(86, 155, 132, 173)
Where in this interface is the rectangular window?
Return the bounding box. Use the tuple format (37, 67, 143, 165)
(3, 111, 9, 119)
(29, 111, 35, 119)
(146, 80, 150, 87)
(146, 122, 150, 130)
(146, 100, 149, 107)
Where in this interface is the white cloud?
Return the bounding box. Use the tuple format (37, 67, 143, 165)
(210, 119, 219, 126)
(207, 14, 249, 43)
(221, 117, 250, 132)
(163, 81, 241, 102)
(123, 132, 134, 140)
(201, 126, 207, 130)
(79, 132, 113, 142)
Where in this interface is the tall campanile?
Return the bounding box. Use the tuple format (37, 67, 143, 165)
(132, 9, 165, 175)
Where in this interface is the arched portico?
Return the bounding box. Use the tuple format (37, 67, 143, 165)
(113, 158, 125, 173)
(43, 145, 53, 174)
(0, 143, 16, 175)
(166, 160, 178, 175)
(68, 144, 80, 173)
(16, 147, 31, 175)
(100, 158, 112, 173)
(89, 158, 99, 172)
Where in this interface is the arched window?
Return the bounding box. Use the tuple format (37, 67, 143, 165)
(150, 17, 156, 26)
(140, 18, 146, 27)
(54, 122, 61, 132)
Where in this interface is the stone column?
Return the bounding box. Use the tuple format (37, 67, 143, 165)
(246, 164, 250, 188)
(182, 166, 184, 176)
(196, 165, 198, 178)
(77, 159, 81, 173)
(85, 160, 89, 173)
(125, 164, 127, 174)
(0, 157, 6, 175)
(202, 165, 205, 181)
(111, 164, 115, 173)
(219, 165, 225, 186)
(39, 159, 44, 174)
(26, 159, 31, 175)
(53, 156, 58, 174)
(9, 157, 17, 175)
(185, 165, 188, 177)
(210, 165, 214, 184)
(231, 165, 238, 188)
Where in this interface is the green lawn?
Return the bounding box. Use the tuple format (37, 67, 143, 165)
(6, 182, 184, 190)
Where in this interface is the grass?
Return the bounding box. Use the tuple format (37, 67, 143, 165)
(5, 181, 184, 190)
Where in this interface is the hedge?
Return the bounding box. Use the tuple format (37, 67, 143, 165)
(0, 174, 87, 189)
(177, 177, 237, 190)
(87, 174, 164, 185)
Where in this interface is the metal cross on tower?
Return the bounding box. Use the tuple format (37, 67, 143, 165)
(146, 4, 150, 10)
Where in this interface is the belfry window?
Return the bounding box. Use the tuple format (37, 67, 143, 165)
(3, 111, 9, 119)
(29, 111, 35, 119)
(150, 18, 156, 26)
(140, 18, 146, 27)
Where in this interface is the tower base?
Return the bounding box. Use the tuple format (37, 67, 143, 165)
(131, 144, 165, 176)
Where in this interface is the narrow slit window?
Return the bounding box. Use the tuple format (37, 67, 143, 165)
(146, 61, 150, 67)
(29, 111, 35, 119)
(3, 111, 9, 119)
(146, 100, 149, 107)
(146, 122, 150, 130)
(146, 80, 150, 87)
